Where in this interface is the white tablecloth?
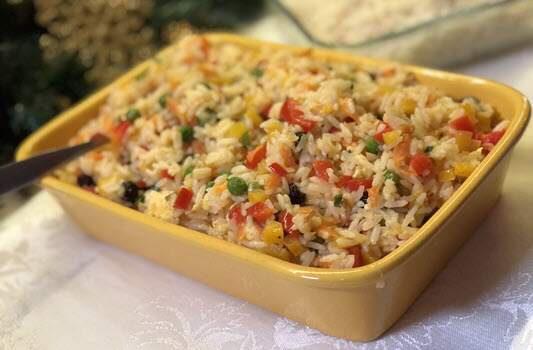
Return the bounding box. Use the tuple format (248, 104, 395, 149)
(2, 13, 533, 350)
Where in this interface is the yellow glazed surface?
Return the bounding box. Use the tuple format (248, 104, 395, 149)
(16, 34, 530, 341)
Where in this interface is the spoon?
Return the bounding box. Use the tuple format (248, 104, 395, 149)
(0, 134, 109, 196)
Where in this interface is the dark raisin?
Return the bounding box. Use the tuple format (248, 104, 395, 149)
(288, 183, 306, 205)
(294, 132, 304, 147)
(422, 208, 438, 225)
(77, 174, 95, 188)
(149, 185, 161, 192)
(361, 191, 369, 204)
(312, 236, 325, 244)
(122, 181, 140, 203)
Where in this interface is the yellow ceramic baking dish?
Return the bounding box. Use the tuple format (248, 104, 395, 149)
(16, 34, 530, 341)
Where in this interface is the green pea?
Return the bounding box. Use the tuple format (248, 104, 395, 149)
(183, 165, 194, 177)
(180, 125, 194, 143)
(250, 67, 263, 78)
(240, 131, 251, 148)
(227, 177, 248, 196)
(135, 69, 147, 81)
(384, 170, 400, 184)
(198, 111, 216, 126)
(126, 108, 141, 122)
(250, 181, 264, 190)
(366, 138, 380, 154)
(159, 93, 170, 108)
(334, 194, 343, 207)
(206, 181, 215, 189)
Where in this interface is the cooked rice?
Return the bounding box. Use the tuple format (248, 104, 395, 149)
(57, 35, 506, 269)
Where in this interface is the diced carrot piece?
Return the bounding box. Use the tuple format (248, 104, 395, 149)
(368, 186, 381, 208)
(192, 140, 206, 154)
(246, 144, 267, 169)
(265, 174, 281, 193)
(280, 145, 296, 167)
(393, 136, 411, 168)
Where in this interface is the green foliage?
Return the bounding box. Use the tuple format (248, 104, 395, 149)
(0, 35, 92, 164)
(0, 0, 266, 164)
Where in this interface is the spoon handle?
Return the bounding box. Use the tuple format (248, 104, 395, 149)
(0, 135, 109, 196)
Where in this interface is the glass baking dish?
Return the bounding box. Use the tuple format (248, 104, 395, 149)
(16, 34, 530, 341)
(274, 0, 533, 67)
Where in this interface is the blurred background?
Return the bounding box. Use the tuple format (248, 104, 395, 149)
(1, 0, 533, 166)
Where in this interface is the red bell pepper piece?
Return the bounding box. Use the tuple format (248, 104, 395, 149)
(278, 210, 299, 239)
(114, 121, 130, 142)
(313, 160, 333, 181)
(174, 187, 193, 210)
(410, 152, 433, 176)
(374, 122, 392, 143)
(228, 203, 246, 226)
(280, 98, 316, 132)
(450, 116, 474, 132)
(160, 169, 174, 180)
(247, 202, 274, 224)
(337, 176, 372, 192)
(269, 162, 287, 177)
(347, 245, 363, 267)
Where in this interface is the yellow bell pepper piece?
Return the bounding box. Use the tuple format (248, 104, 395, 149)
(284, 237, 307, 256)
(462, 103, 477, 123)
(377, 84, 395, 95)
(261, 245, 291, 261)
(336, 234, 367, 248)
(401, 98, 417, 115)
(453, 162, 475, 177)
(383, 130, 402, 145)
(438, 169, 456, 182)
(455, 131, 473, 152)
(248, 190, 268, 204)
(263, 119, 283, 134)
(478, 115, 492, 132)
(211, 75, 234, 85)
(362, 244, 382, 264)
(263, 221, 284, 244)
(245, 107, 262, 127)
(225, 121, 247, 139)
(321, 104, 334, 115)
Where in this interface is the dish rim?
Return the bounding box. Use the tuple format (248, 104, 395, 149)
(16, 33, 531, 288)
